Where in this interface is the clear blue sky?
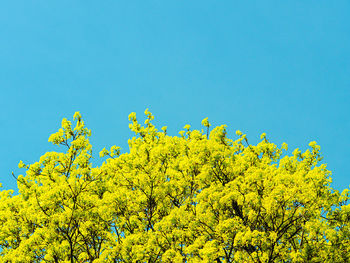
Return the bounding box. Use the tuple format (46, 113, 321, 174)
(1, 1, 349, 192)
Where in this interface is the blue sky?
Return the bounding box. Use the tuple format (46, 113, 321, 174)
(1, 1, 349, 192)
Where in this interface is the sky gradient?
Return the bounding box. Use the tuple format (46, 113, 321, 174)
(1, 1, 349, 192)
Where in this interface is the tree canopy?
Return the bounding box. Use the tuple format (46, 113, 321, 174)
(1, 110, 349, 262)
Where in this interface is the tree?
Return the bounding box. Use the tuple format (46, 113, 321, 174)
(1, 110, 349, 262)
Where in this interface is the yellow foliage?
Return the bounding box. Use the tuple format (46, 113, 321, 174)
(0, 110, 349, 262)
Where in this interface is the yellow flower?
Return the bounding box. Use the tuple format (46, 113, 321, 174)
(73, 111, 81, 121)
(201, 117, 211, 128)
(18, 160, 26, 169)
